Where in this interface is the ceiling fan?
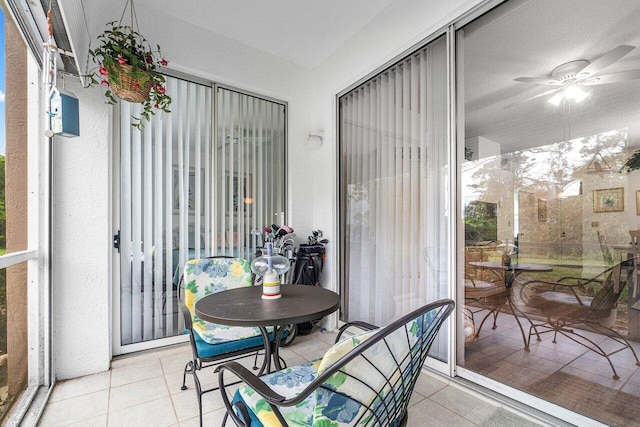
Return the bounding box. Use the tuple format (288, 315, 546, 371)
(510, 45, 640, 106)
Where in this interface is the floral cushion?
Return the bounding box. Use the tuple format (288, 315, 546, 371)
(317, 329, 378, 374)
(233, 307, 443, 426)
(234, 360, 322, 426)
(183, 258, 263, 344)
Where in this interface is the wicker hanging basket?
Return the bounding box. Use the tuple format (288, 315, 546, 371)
(109, 63, 153, 103)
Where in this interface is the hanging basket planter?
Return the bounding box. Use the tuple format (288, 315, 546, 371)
(88, 0, 171, 129)
(109, 64, 153, 103)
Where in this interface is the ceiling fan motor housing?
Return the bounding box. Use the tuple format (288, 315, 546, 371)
(551, 60, 590, 82)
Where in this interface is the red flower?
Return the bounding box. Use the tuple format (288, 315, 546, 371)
(145, 56, 153, 63)
(134, 83, 140, 90)
(117, 55, 127, 65)
(101, 79, 110, 87)
(160, 59, 168, 66)
(156, 86, 166, 94)
(99, 66, 108, 76)
(154, 104, 159, 108)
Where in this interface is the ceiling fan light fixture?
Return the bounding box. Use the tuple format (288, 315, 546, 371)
(547, 84, 589, 106)
(565, 84, 589, 102)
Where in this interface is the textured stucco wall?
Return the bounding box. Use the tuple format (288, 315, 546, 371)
(5, 5, 28, 396)
(51, 80, 112, 379)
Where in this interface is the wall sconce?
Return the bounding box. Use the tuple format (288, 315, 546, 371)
(306, 131, 324, 148)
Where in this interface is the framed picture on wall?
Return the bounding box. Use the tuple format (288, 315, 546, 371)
(173, 167, 205, 215)
(224, 173, 253, 214)
(538, 199, 548, 222)
(593, 187, 624, 213)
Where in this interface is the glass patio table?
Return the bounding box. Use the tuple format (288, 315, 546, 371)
(195, 284, 340, 374)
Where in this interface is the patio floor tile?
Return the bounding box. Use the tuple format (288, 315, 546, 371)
(38, 331, 546, 426)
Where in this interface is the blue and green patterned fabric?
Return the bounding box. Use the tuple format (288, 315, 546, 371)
(183, 257, 264, 344)
(234, 306, 442, 426)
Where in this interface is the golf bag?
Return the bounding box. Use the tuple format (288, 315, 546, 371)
(293, 243, 326, 334)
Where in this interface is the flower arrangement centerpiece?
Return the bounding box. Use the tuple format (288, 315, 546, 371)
(88, 6, 171, 128)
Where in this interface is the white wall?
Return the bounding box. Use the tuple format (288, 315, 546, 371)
(52, 0, 484, 378)
(52, 79, 112, 379)
(298, 0, 483, 301)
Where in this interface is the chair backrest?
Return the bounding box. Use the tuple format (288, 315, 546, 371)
(181, 257, 253, 339)
(309, 299, 454, 426)
(591, 260, 633, 311)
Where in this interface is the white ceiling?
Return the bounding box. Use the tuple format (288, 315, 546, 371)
(85, 0, 397, 69)
(77, 0, 640, 154)
(462, 0, 640, 153)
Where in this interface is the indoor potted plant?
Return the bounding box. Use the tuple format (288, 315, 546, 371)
(88, 20, 171, 129)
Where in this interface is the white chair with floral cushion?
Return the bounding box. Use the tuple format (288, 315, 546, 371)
(216, 299, 454, 426)
(179, 256, 270, 427)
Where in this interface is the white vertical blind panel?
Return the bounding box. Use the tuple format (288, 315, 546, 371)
(152, 114, 164, 339)
(164, 77, 176, 336)
(120, 102, 133, 345)
(142, 110, 153, 341)
(204, 88, 212, 255)
(340, 36, 449, 340)
(119, 76, 213, 347)
(215, 88, 286, 259)
(130, 104, 143, 344)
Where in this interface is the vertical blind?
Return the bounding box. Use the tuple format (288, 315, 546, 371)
(216, 88, 286, 261)
(119, 77, 212, 345)
(339, 36, 449, 354)
(118, 78, 286, 348)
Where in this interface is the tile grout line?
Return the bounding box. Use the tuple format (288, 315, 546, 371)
(106, 368, 112, 427)
(160, 353, 183, 425)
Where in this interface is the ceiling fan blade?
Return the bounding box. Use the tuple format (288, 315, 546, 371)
(578, 45, 635, 77)
(502, 88, 561, 108)
(584, 69, 640, 85)
(514, 77, 561, 85)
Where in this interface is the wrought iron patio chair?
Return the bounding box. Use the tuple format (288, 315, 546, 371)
(178, 256, 271, 426)
(464, 252, 507, 339)
(216, 299, 454, 426)
(520, 260, 640, 379)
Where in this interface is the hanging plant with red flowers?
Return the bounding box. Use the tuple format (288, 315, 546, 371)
(88, 19, 172, 129)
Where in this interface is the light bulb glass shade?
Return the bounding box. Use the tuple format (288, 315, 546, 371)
(251, 254, 290, 276)
(573, 89, 589, 103)
(564, 84, 588, 102)
(549, 85, 589, 106)
(547, 91, 564, 106)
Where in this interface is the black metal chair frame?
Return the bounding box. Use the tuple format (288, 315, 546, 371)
(216, 299, 454, 426)
(178, 256, 270, 427)
(520, 261, 640, 379)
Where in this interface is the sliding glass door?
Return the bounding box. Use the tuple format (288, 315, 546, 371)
(339, 35, 451, 363)
(115, 77, 286, 353)
(457, 1, 640, 424)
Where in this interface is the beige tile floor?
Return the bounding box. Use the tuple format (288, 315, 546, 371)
(38, 329, 545, 427)
(463, 306, 640, 426)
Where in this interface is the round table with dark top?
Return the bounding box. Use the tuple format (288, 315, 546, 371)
(195, 284, 340, 374)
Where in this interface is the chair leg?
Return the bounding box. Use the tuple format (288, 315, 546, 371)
(192, 369, 204, 427)
(182, 360, 193, 391)
(583, 322, 640, 370)
(476, 307, 499, 337)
